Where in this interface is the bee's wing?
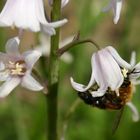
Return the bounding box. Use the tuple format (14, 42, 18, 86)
(112, 107, 124, 135)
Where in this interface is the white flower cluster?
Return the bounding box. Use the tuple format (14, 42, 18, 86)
(0, 0, 69, 97)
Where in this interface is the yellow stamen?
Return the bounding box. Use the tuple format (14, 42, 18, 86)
(9, 61, 26, 76)
(122, 68, 128, 78)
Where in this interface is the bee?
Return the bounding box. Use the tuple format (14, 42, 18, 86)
(77, 70, 134, 134)
(78, 73, 133, 110)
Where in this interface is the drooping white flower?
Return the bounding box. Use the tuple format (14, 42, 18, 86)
(35, 34, 73, 63)
(71, 46, 131, 97)
(0, 0, 67, 35)
(48, 0, 69, 8)
(71, 48, 140, 121)
(103, 0, 123, 24)
(0, 37, 43, 98)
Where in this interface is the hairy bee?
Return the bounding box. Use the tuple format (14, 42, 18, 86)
(78, 76, 133, 110)
(76, 69, 136, 134)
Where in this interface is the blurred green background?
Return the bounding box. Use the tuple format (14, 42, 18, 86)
(0, 0, 140, 140)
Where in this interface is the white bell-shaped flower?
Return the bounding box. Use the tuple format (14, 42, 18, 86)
(71, 48, 140, 122)
(0, 37, 43, 98)
(0, 0, 67, 35)
(70, 46, 131, 97)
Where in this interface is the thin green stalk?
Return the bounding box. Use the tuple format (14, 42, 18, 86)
(57, 39, 100, 56)
(47, 0, 61, 140)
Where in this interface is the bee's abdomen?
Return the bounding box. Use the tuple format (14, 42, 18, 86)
(78, 91, 123, 110)
(119, 81, 132, 103)
(77, 79, 132, 110)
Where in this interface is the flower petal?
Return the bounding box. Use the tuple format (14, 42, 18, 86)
(70, 78, 89, 92)
(93, 48, 124, 91)
(126, 102, 139, 122)
(130, 51, 136, 67)
(129, 73, 140, 80)
(21, 74, 43, 91)
(47, 19, 68, 28)
(0, 0, 40, 31)
(0, 77, 20, 98)
(22, 50, 41, 69)
(107, 46, 132, 70)
(130, 61, 140, 79)
(91, 89, 106, 97)
(92, 53, 108, 92)
(70, 53, 96, 92)
(102, 0, 122, 24)
(41, 24, 56, 36)
(133, 62, 140, 70)
(5, 37, 20, 56)
(41, 19, 68, 35)
(0, 0, 15, 26)
(113, 0, 122, 24)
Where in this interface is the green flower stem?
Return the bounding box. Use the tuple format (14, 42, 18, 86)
(47, 0, 61, 140)
(57, 39, 100, 57)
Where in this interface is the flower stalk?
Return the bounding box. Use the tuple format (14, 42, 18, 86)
(57, 39, 100, 57)
(47, 0, 61, 140)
